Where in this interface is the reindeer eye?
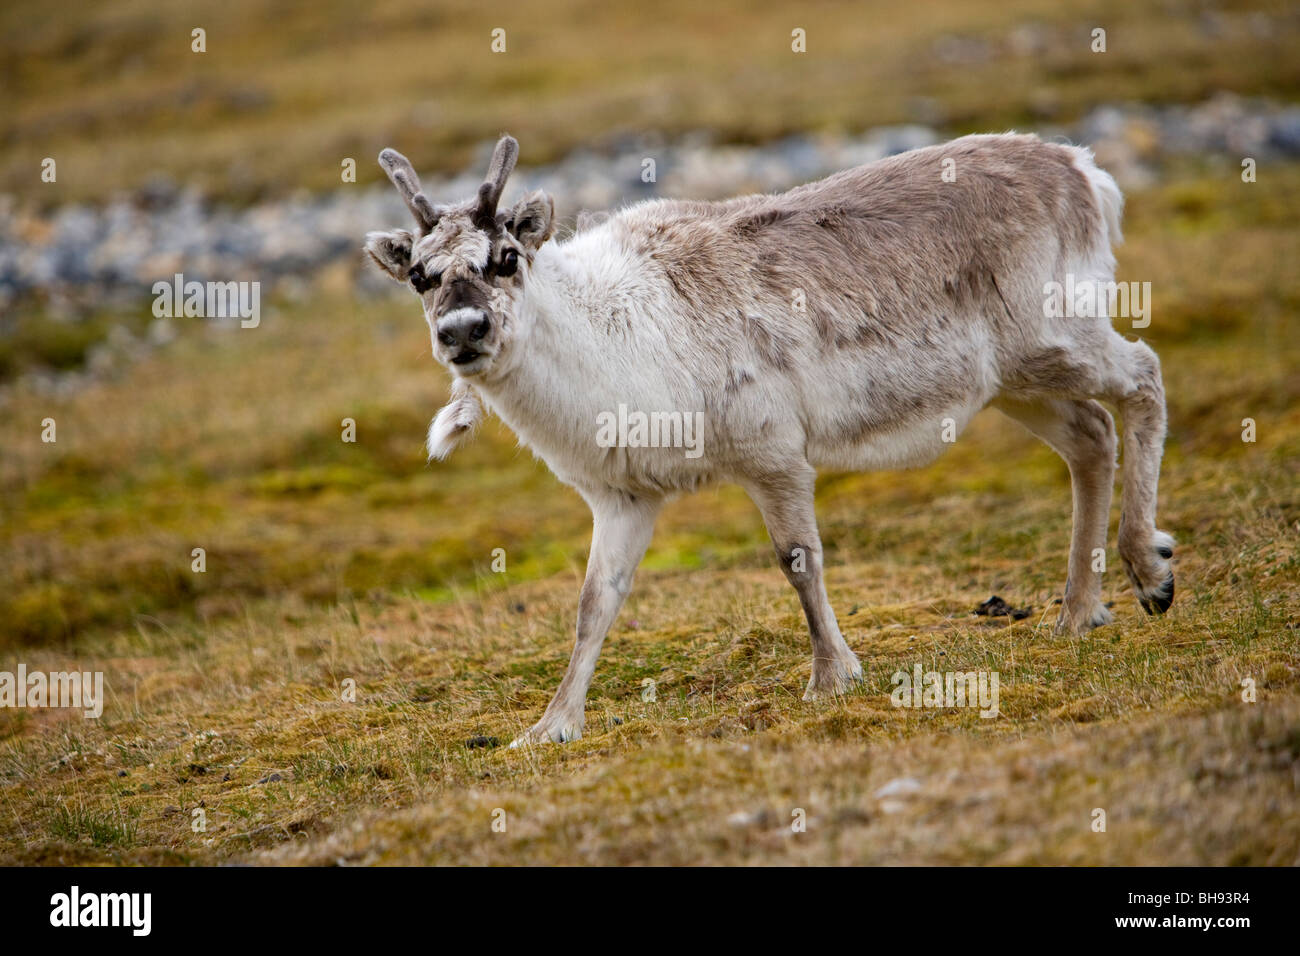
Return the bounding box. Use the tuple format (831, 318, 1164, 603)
(409, 267, 441, 294)
(496, 248, 519, 278)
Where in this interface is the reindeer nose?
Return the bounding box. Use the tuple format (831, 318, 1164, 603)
(436, 309, 491, 351)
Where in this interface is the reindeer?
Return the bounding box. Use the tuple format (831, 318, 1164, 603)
(364, 133, 1173, 745)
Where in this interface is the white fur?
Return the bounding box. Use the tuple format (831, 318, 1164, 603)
(427, 380, 483, 460)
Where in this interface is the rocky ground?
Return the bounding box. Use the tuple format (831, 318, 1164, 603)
(5, 93, 1298, 313)
(3, 94, 1297, 400)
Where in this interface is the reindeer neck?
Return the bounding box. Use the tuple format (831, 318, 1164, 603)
(470, 240, 631, 475)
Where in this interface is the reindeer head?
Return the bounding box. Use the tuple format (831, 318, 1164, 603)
(365, 135, 554, 378)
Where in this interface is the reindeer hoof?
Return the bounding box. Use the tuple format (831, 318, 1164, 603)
(802, 657, 864, 700)
(1122, 531, 1175, 617)
(1054, 602, 1113, 635)
(510, 716, 583, 747)
(1138, 572, 1175, 615)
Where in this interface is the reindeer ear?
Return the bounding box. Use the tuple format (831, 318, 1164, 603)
(364, 229, 415, 281)
(505, 191, 555, 250)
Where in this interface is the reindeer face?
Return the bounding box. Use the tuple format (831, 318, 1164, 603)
(364, 136, 554, 379)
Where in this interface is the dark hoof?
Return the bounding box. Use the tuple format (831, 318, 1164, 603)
(1139, 573, 1175, 615)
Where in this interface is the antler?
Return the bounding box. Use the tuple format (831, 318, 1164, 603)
(378, 148, 440, 233)
(473, 135, 519, 229)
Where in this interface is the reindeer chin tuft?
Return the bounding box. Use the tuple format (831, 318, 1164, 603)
(426, 387, 484, 460)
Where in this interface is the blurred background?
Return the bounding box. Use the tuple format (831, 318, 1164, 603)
(1, 0, 1298, 866)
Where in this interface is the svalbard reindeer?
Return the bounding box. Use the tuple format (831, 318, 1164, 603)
(364, 134, 1173, 745)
